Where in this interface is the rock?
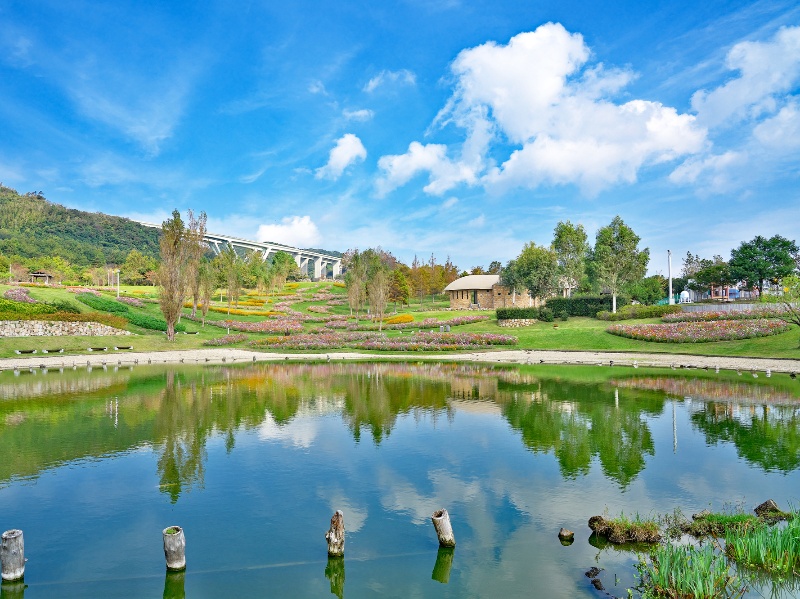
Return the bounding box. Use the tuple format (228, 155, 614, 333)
(754, 499, 780, 516)
(692, 509, 711, 520)
(591, 578, 605, 591)
(588, 516, 607, 534)
(558, 528, 574, 541)
(585, 567, 601, 578)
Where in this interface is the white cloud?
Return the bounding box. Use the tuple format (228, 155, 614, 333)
(669, 151, 746, 194)
(315, 133, 367, 180)
(376, 23, 706, 197)
(363, 69, 416, 93)
(670, 27, 800, 194)
(752, 100, 800, 150)
(442, 197, 458, 209)
(343, 108, 374, 121)
(376, 141, 477, 196)
(256, 215, 322, 247)
(308, 80, 327, 95)
(691, 26, 800, 129)
(468, 214, 486, 227)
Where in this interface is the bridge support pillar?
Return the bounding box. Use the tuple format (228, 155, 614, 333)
(313, 257, 323, 280)
(332, 260, 341, 279)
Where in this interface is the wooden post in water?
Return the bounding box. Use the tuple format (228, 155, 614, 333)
(1, 529, 24, 581)
(431, 509, 456, 547)
(325, 511, 345, 557)
(162, 526, 186, 571)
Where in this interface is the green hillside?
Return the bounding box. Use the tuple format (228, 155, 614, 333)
(0, 185, 160, 266)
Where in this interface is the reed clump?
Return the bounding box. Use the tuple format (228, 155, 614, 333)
(637, 543, 745, 599)
(725, 515, 800, 575)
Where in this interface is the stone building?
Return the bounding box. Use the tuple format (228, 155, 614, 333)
(443, 274, 534, 310)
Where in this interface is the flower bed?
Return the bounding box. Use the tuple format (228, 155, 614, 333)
(607, 319, 790, 343)
(249, 330, 517, 351)
(4, 287, 37, 303)
(203, 333, 248, 346)
(325, 314, 490, 331)
(223, 318, 304, 334)
(117, 296, 144, 308)
(354, 331, 518, 351)
(66, 287, 101, 296)
(662, 308, 787, 322)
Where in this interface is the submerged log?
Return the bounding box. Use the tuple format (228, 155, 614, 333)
(325, 511, 345, 557)
(1, 529, 24, 582)
(162, 526, 186, 571)
(431, 509, 456, 548)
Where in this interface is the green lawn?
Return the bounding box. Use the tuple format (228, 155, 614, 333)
(1, 282, 798, 359)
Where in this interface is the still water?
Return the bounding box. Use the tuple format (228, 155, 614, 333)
(0, 362, 798, 598)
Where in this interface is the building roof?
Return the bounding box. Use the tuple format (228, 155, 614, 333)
(443, 274, 501, 291)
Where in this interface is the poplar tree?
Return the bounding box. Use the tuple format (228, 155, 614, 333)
(157, 210, 190, 341)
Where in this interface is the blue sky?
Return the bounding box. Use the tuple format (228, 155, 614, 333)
(1, 0, 799, 274)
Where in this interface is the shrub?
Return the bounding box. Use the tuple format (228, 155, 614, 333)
(0, 298, 58, 316)
(546, 295, 629, 317)
(597, 304, 683, 321)
(76, 292, 129, 314)
(127, 312, 186, 332)
(46, 299, 81, 314)
(558, 310, 569, 321)
(385, 314, 414, 324)
(538, 307, 554, 322)
(203, 334, 248, 346)
(0, 311, 127, 329)
(496, 307, 539, 320)
(4, 288, 36, 303)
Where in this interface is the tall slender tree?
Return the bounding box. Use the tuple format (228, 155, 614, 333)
(157, 210, 191, 341)
(552, 220, 588, 297)
(185, 210, 207, 318)
(592, 216, 649, 313)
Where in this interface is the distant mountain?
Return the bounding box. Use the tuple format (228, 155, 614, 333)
(0, 185, 160, 266)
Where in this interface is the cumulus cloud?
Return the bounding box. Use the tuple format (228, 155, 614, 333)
(343, 108, 374, 121)
(256, 215, 321, 247)
(315, 133, 367, 180)
(363, 69, 416, 92)
(691, 26, 800, 129)
(376, 22, 706, 197)
(671, 26, 800, 194)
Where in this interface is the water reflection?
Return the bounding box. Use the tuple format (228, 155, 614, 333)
(324, 556, 345, 598)
(162, 570, 185, 599)
(1, 363, 799, 501)
(431, 547, 454, 583)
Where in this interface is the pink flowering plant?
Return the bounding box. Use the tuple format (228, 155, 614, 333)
(117, 296, 144, 308)
(222, 318, 304, 334)
(203, 333, 249, 346)
(249, 330, 517, 351)
(3, 287, 37, 303)
(608, 319, 790, 343)
(662, 308, 787, 323)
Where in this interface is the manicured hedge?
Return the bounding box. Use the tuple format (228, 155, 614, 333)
(597, 304, 683, 321)
(496, 307, 540, 320)
(0, 311, 128, 329)
(546, 295, 630, 317)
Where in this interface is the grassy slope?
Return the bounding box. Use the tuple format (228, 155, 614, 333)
(0, 283, 798, 359)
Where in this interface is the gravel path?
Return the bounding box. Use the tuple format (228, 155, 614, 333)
(1, 348, 799, 373)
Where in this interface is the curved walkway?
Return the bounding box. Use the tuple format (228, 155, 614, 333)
(1, 348, 799, 373)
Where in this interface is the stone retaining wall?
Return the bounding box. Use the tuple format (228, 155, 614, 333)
(497, 318, 537, 328)
(0, 320, 130, 337)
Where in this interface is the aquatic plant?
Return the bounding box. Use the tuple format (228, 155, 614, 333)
(637, 543, 745, 599)
(589, 513, 661, 544)
(725, 515, 800, 575)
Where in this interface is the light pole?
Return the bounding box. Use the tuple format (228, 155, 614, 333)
(668, 250, 674, 305)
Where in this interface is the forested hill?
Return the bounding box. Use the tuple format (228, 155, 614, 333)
(0, 185, 160, 266)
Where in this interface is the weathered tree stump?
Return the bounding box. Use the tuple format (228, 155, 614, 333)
(162, 526, 186, 571)
(431, 547, 454, 583)
(163, 569, 186, 599)
(558, 528, 575, 545)
(324, 556, 345, 599)
(325, 511, 345, 557)
(1, 529, 24, 581)
(431, 509, 456, 548)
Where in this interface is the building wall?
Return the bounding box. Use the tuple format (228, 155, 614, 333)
(448, 285, 536, 309)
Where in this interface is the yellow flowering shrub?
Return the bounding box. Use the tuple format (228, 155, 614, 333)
(384, 314, 414, 324)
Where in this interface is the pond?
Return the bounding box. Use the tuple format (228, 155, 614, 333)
(1, 362, 799, 598)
